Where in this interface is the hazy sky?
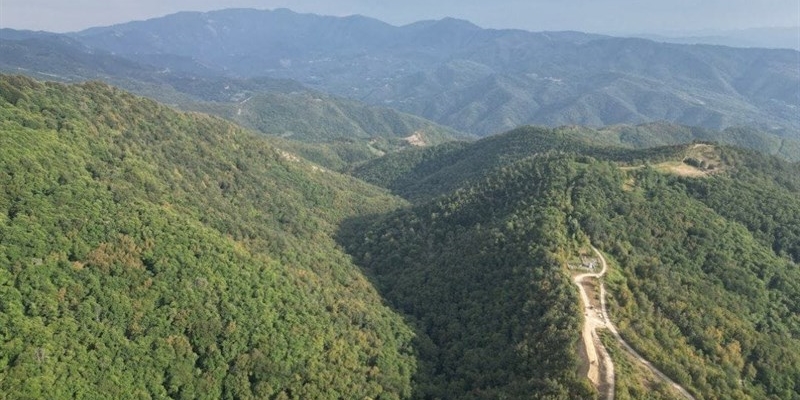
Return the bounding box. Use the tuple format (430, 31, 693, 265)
(2, 0, 799, 34)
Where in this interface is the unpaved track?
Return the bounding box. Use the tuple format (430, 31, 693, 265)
(582, 246, 696, 400)
(574, 249, 615, 400)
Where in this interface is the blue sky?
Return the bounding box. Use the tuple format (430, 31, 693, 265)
(2, 0, 799, 34)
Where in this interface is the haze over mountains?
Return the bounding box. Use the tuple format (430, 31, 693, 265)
(2, 8, 799, 140)
(634, 27, 800, 51)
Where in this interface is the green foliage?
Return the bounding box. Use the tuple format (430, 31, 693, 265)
(683, 148, 800, 263)
(0, 74, 415, 399)
(570, 158, 800, 399)
(341, 155, 598, 399)
(588, 123, 800, 162)
(2, 35, 471, 172)
(208, 91, 462, 144)
(350, 125, 800, 399)
(349, 141, 471, 192)
(184, 90, 469, 170)
(5, 72, 800, 400)
(351, 125, 683, 201)
(598, 331, 681, 400)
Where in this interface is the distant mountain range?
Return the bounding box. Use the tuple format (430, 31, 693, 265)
(54, 8, 800, 137)
(0, 29, 468, 169)
(634, 27, 800, 51)
(1, 8, 798, 150)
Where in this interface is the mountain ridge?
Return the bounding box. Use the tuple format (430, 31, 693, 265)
(342, 124, 800, 398)
(68, 8, 800, 137)
(0, 34, 470, 170)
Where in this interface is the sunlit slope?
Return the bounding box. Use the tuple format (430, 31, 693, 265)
(0, 75, 414, 399)
(344, 131, 800, 398)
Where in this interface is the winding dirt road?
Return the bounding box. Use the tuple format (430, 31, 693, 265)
(574, 248, 615, 399)
(574, 246, 696, 400)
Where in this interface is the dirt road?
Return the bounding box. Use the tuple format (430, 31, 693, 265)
(578, 246, 696, 400)
(574, 248, 615, 400)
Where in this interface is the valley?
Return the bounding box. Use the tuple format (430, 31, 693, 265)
(2, 5, 800, 400)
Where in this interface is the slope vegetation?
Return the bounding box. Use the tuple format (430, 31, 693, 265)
(4, 73, 800, 399)
(352, 123, 800, 204)
(344, 126, 800, 399)
(351, 125, 684, 201)
(188, 88, 466, 170)
(341, 156, 597, 399)
(0, 75, 415, 399)
(571, 156, 800, 399)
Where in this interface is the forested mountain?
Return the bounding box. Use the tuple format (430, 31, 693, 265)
(0, 34, 467, 170)
(71, 8, 800, 137)
(185, 90, 467, 170)
(587, 123, 800, 162)
(0, 74, 417, 398)
(351, 123, 800, 202)
(3, 9, 800, 398)
(0, 34, 170, 84)
(342, 127, 800, 398)
(341, 156, 596, 399)
(188, 90, 461, 145)
(3, 67, 800, 399)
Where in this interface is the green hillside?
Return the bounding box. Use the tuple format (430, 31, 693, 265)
(569, 153, 800, 399)
(350, 125, 681, 201)
(187, 89, 467, 170)
(4, 73, 800, 399)
(190, 91, 462, 145)
(351, 123, 800, 202)
(341, 156, 598, 399)
(585, 122, 800, 162)
(343, 129, 800, 398)
(0, 36, 468, 171)
(0, 75, 415, 399)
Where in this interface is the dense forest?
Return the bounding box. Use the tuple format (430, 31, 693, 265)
(179, 86, 469, 172)
(346, 128, 800, 399)
(0, 75, 416, 399)
(569, 156, 800, 399)
(342, 156, 597, 399)
(351, 125, 686, 201)
(3, 74, 800, 399)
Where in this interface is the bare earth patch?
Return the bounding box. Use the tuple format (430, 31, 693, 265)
(654, 161, 708, 177)
(404, 131, 427, 146)
(624, 143, 726, 178)
(574, 250, 615, 399)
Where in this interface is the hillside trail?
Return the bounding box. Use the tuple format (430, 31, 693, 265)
(574, 248, 615, 400)
(575, 246, 696, 400)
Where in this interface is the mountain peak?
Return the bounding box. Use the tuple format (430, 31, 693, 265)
(436, 17, 481, 30)
(404, 16, 481, 31)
